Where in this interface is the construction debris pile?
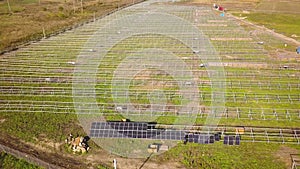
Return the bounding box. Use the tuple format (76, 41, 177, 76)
(65, 134, 90, 154)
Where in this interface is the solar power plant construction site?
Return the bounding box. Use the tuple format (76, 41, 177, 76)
(0, 0, 299, 159)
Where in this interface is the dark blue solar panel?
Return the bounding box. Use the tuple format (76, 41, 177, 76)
(167, 131, 172, 140)
(104, 130, 109, 137)
(142, 131, 147, 138)
(91, 122, 96, 129)
(193, 134, 199, 143)
(90, 122, 222, 145)
(170, 131, 178, 140)
(224, 136, 229, 144)
(209, 135, 215, 143)
(105, 122, 148, 131)
(196, 134, 208, 144)
(214, 133, 221, 141)
(229, 136, 234, 145)
(160, 132, 167, 139)
(205, 135, 210, 144)
(235, 136, 240, 145)
(100, 123, 105, 128)
(188, 134, 194, 142)
(132, 131, 138, 138)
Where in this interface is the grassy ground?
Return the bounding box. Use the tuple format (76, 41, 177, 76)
(0, 152, 42, 169)
(233, 13, 300, 42)
(189, 0, 300, 42)
(254, 0, 300, 14)
(188, 0, 260, 10)
(0, 0, 136, 52)
(155, 142, 287, 169)
(0, 112, 83, 142)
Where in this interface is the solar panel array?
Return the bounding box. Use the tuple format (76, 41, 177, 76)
(185, 133, 215, 144)
(90, 122, 186, 140)
(90, 121, 300, 145)
(223, 135, 240, 145)
(90, 122, 220, 144)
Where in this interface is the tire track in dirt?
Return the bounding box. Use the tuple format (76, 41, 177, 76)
(0, 132, 86, 169)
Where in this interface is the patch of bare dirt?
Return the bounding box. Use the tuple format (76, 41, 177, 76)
(275, 50, 300, 61)
(24, 139, 63, 153)
(210, 37, 252, 41)
(208, 62, 268, 68)
(207, 20, 227, 23)
(177, 0, 260, 11)
(86, 150, 186, 169)
(198, 24, 228, 27)
(0, 132, 87, 168)
(274, 145, 299, 168)
(0, 118, 6, 124)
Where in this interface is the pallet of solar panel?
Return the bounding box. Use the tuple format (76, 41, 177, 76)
(228, 136, 235, 145)
(223, 135, 238, 145)
(235, 135, 241, 145)
(223, 135, 229, 145)
(194, 134, 202, 143)
(214, 132, 221, 141)
(209, 135, 215, 144)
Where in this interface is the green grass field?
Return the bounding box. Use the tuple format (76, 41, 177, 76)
(0, 152, 42, 169)
(156, 142, 286, 169)
(0, 0, 136, 52)
(233, 13, 300, 41)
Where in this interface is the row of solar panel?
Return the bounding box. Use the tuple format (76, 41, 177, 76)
(90, 129, 186, 140)
(90, 130, 241, 145)
(185, 134, 215, 144)
(223, 135, 240, 145)
(89, 122, 241, 145)
(91, 122, 148, 131)
(90, 130, 222, 144)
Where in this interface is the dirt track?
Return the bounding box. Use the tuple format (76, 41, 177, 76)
(0, 132, 87, 169)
